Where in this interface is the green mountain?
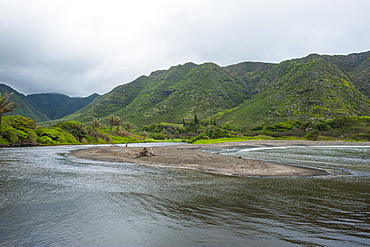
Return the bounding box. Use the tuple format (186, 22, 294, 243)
(4, 51, 370, 127)
(0, 83, 100, 121)
(27, 93, 100, 120)
(65, 62, 254, 123)
(64, 51, 370, 126)
(221, 53, 370, 125)
(0, 84, 50, 122)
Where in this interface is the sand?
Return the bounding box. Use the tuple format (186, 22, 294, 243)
(70, 140, 370, 177)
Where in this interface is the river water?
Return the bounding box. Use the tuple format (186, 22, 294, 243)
(0, 143, 369, 246)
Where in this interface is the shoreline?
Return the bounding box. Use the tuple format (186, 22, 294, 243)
(70, 140, 370, 177)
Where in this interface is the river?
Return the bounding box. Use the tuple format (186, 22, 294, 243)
(0, 143, 369, 246)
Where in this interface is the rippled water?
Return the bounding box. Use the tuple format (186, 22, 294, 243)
(0, 143, 369, 246)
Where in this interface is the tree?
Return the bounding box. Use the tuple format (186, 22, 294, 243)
(115, 116, 122, 130)
(89, 118, 101, 140)
(125, 122, 133, 131)
(57, 121, 87, 142)
(0, 92, 19, 133)
(305, 129, 320, 141)
(107, 115, 123, 131)
(194, 113, 199, 125)
(108, 115, 117, 131)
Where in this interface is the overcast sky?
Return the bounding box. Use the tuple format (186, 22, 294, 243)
(0, 0, 369, 97)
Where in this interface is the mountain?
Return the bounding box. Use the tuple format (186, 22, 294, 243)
(333, 51, 370, 98)
(27, 92, 100, 120)
(64, 62, 256, 123)
(220, 53, 370, 125)
(0, 83, 100, 121)
(64, 51, 370, 126)
(0, 84, 50, 122)
(3, 51, 370, 126)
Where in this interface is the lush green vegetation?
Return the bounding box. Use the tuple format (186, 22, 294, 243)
(189, 116, 370, 144)
(1, 52, 370, 146)
(140, 115, 370, 143)
(0, 92, 18, 133)
(0, 83, 99, 121)
(1, 114, 369, 146)
(56, 51, 370, 127)
(0, 115, 142, 146)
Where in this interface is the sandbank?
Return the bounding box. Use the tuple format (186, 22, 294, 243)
(70, 140, 370, 177)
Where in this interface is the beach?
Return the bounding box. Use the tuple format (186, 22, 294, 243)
(71, 140, 370, 177)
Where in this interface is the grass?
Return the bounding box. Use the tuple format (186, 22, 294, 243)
(192, 135, 274, 144)
(192, 135, 370, 145)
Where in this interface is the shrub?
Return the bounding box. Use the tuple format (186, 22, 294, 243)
(24, 129, 37, 144)
(315, 119, 331, 131)
(353, 133, 370, 141)
(4, 115, 37, 130)
(208, 126, 232, 139)
(1, 125, 27, 144)
(0, 116, 38, 145)
(57, 121, 87, 141)
(0, 137, 9, 145)
(114, 130, 130, 137)
(328, 116, 358, 130)
(141, 122, 186, 134)
(36, 128, 62, 141)
(149, 133, 166, 140)
(36, 128, 78, 144)
(304, 129, 320, 141)
(37, 136, 56, 144)
(110, 135, 139, 144)
(270, 128, 305, 137)
(189, 133, 209, 143)
(58, 132, 79, 144)
(265, 121, 295, 131)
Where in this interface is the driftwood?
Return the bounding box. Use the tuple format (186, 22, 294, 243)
(135, 147, 155, 158)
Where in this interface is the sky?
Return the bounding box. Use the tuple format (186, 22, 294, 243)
(0, 0, 369, 97)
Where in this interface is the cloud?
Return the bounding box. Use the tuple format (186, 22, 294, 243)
(0, 0, 369, 96)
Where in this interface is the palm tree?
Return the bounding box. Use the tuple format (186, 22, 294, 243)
(89, 118, 101, 140)
(0, 92, 18, 133)
(115, 116, 122, 131)
(108, 115, 116, 131)
(125, 122, 133, 132)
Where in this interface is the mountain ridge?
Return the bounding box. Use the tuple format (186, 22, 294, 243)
(63, 50, 370, 126)
(0, 83, 100, 121)
(2, 50, 370, 126)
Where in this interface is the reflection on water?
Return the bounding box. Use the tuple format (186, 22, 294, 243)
(0, 144, 369, 246)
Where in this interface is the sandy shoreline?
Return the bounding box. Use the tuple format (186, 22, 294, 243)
(70, 140, 370, 177)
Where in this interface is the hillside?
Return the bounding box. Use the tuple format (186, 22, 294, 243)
(27, 93, 100, 120)
(0, 84, 50, 122)
(0, 83, 100, 121)
(64, 51, 370, 126)
(221, 53, 370, 125)
(64, 62, 256, 124)
(3, 51, 370, 127)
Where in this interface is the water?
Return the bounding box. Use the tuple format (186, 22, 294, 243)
(0, 143, 369, 246)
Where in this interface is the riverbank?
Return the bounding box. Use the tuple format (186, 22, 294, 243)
(71, 140, 370, 177)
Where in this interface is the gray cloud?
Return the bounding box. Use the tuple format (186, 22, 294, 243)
(0, 0, 369, 96)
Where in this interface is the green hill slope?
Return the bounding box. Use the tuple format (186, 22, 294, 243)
(221, 55, 370, 125)
(0, 83, 100, 122)
(0, 84, 50, 122)
(26, 93, 100, 120)
(64, 51, 370, 126)
(32, 51, 370, 126)
(68, 62, 254, 124)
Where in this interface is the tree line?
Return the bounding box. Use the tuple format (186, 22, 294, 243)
(1, 92, 370, 146)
